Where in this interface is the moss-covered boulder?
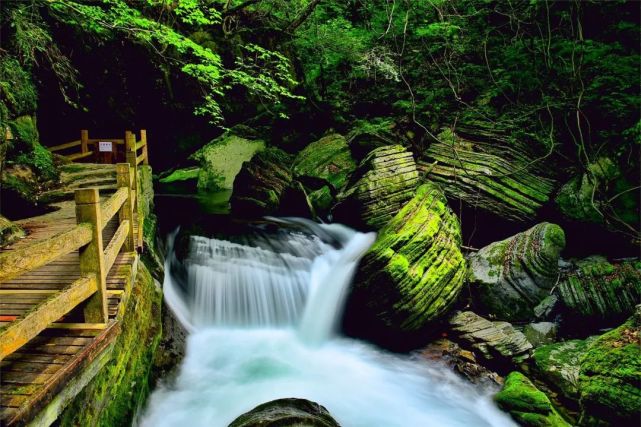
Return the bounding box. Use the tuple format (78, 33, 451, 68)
(231, 147, 293, 217)
(333, 145, 419, 230)
(449, 311, 532, 364)
(343, 182, 466, 349)
(0, 214, 24, 247)
(292, 133, 356, 215)
(422, 128, 555, 221)
(533, 337, 598, 401)
(495, 372, 570, 427)
(577, 309, 641, 426)
(8, 115, 57, 181)
(558, 256, 641, 330)
(228, 398, 340, 427)
(468, 223, 566, 322)
(157, 167, 199, 194)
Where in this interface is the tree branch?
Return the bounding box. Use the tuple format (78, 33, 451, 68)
(286, 0, 322, 32)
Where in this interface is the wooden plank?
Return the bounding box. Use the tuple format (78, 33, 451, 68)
(136, 152, 145, 165)
(134, 140, 146, 151)
(103, 220, 129, 274)
(1, 371, 53, 385)
(0, 276, 97, 360)
(67, 151, 94, 161)
(47, 323, 107, 330)
(2, 353, 71, 365)
(0, 224, 92, 283)
(100, 187, 128, 227)
(48, 140, 81, 153)
(0, 362, 62, 374)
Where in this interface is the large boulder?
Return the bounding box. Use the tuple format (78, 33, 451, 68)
(228, 398, 340, 427)
(421, 127, 555, 221)
(468, 223, 566, 321)
(494, 372, 570, 427)
(558, 256, 641, 331)
(292, 133, 356, 215)
(343, 182, 466, 349)
(449, 311, 532, 364)
(333, 145, 419, 230)
(231, 147, 293, 217)
(577, 307, 641, 426)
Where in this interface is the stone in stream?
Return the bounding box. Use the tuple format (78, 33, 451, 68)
(228, 398, 340, 427)
(557, 255, 641, 331)
(292, 133, 356, 215)
(523, 322, 557, 348)
(332, 144, 419, 230)
(494, 372, 570, 427)
(343, 182, 466, 350)
(467, 222, 566, 322)
(448, 311, 532, 364)
(577, 306, 641, 426)
(420, 126, 555, 222)
(231, 147, 294, 217)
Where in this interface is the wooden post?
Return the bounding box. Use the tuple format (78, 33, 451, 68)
(116, 163, 136, 252)
(81, 129, 89, 154)
(141, 129, 149, 165)
(75, 188, 108, 323)
(125, 131, 140, 248)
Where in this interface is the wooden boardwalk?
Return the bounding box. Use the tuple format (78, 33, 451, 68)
(0, 130, 150, 426)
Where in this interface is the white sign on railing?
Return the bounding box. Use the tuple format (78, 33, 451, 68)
(99, 141, 113, 152)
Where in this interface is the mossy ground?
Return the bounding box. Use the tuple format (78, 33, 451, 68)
(57, 263, 162, 427)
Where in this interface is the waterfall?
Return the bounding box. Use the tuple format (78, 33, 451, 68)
(142, 219, 516, 427)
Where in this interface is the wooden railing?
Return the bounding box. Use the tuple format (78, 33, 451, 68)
(48, 129, 149, 165)
(0, 163, 140, 360)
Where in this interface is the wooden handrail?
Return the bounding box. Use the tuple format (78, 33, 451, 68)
(48, 140, 81, 152)
(0, 275, 98, 360)
(0, 224, 92, 283)
(134, 140, 146, 151)
(104, 220, 130, 273)
(100, 187, 129, 227)
(68, 151, 94, 161)
(48, 129, 148, 165)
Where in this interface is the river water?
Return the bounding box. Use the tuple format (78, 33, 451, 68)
(139, 218, 515, 427)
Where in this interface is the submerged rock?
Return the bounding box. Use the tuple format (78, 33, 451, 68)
(468, 223, 566, 321)
(231, 148, 293, 217)
(494, 372, 570, 427)
(333, 145, 419, 230)
(343, 183, 465, 349)
(292, 133, 356, 215)
(577, 308, 641, 426)
(228, 398, 340, 427)
(558, 256, 641, 330)
(421, 128, 555, 221)
(449, 311, 532, 363)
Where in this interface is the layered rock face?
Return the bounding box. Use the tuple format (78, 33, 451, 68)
(343, 182, 466, 349)
(228, 398, 340, 427)
(468, 222, 566, 321)
(494, 372, 570, 427)
(292, 133, 356, 215)
(449, 311, 532, 363)
(421, 128, 555, 221)
(333, 145, 419, 229)
(231, 148, 293, 217)
(558, 256, 641, 329)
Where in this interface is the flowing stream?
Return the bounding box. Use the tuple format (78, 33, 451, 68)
(140, 219, 515, 427)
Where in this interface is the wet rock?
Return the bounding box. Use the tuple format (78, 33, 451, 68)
(524, 322, 557, 348)
(577, 307, 641, 426)
(420, 339, 503, 387)
(533, 337, 598, 401)
(343, 183, 466, 350)
(534, 295, 559, 320)
(292, 134, 356, 216)
(449, 311, 532, 363)
(193, 127, 265, 192)
(0, 215, 24, 247)
(333, 145, 419, 230)
(494, 372, 570, 427)
(231, 148, 293, 217)
(421, 127, 555, 221)
(228, 398, 340, 427)
(558, 256, 641, 330)
(468, 223, 565, 322)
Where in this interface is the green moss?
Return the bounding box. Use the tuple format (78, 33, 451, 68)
(495, 372, 571, 427)
(58, 262, 162, 427)
(0, 57, 37, 118)
(159, 167, 200, 184)
(578, 314, 641, 425)
(293, 133, 356, 190)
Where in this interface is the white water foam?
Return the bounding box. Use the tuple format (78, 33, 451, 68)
(140, 220, 515, 427)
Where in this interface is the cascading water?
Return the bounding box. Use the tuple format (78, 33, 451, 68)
(140, 219, 515, 427)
